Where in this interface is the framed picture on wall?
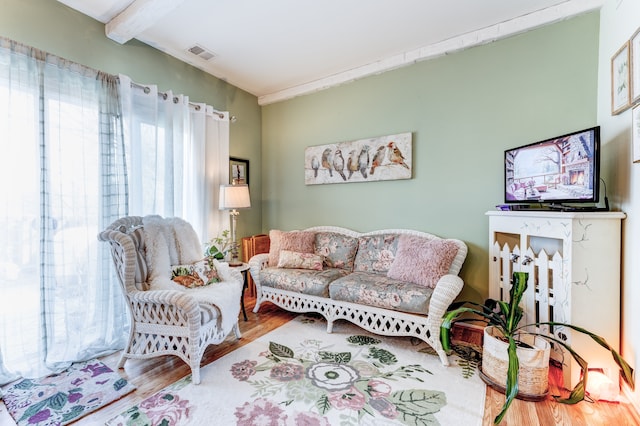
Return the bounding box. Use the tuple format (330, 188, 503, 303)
(633, 104, 640, 163)
(631, 27, 640, 105)
(230, 157, 249, 185)
(612, 41, 631, 115)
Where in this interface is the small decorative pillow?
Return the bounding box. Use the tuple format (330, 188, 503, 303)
(353, 234, 399, 274)
(315, 232, 358, 271)
(171, 256, 222, 288)
(387, 235, 459, 288)
(268, 230, 284, 267)
(277, 250, 323, 271)
(268, 230, 316, 267)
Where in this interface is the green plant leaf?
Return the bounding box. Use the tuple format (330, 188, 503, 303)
(346, 335, 381, 346)
(47, 391, 69, 410)
(14, 379, 35, 390)
(389, 389, 446, 424)
(318, 351, 351, 363)
(495, 337, 520, 424)
(367, 347, 397, 365)
(61, 405, 85, 422)
(113, 378, 129, 391)
(316, 394, 331, 415)
(17, 400, 47, 423)
(269, 341, 294, 358)
(506, 272, 528, 333)
(531, 323, 635, 391)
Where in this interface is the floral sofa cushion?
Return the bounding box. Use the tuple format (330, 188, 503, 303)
(353, 234, 399, 275)
(260, 267, 349, 297)
(328, 272, 434, 315)
(277, 250, 323, 271)
(314, 232, 359, 271)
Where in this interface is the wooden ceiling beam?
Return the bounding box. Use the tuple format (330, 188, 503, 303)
(106, 0, 187, 44)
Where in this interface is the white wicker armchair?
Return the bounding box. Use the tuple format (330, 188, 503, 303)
(98, 216, 243, 384)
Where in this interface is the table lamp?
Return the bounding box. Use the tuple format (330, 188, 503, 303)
(218, 184, 251, 266)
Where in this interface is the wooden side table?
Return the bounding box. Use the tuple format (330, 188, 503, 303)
(229, 262, 250, 321)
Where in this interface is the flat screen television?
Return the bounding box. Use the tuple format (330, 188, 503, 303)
(504, 126, 601, 207)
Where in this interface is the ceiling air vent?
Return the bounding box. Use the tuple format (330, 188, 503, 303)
(187, 44, 216, 61)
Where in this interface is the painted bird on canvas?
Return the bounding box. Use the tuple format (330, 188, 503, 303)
(370, 145, 386, 175)
(311, 156, 320, 178)
(387, 141, 410, 169)
(333, 149, 347, 181)
(347, 150, 359, 179)
(358, 145, 370, 178)
(321, 148, 333, 177)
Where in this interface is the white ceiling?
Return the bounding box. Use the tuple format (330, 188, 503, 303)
(57, 0, 604, 105)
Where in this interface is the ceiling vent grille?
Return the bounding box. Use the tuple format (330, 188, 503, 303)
(187, 44, 216, 61)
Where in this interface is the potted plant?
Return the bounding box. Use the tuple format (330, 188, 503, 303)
(440, 271, 635, 424)
(205, 229, 231, 260)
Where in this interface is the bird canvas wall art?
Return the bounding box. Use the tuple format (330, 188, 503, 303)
(305, 132, 412, 185)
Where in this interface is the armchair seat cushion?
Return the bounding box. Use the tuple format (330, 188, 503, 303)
(329, 271, 434, 315)
(260, 267, 349, 297)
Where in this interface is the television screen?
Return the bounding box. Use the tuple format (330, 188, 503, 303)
(504, 126, 600, 205)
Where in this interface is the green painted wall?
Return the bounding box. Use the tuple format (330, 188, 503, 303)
(0, 0, 601, 300)
(262, 12, 600, 301)
(0, 0, 263, 240)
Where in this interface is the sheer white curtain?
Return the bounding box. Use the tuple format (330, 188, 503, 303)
(0, 39, 230, 384)
(118, 75, 229, 242)
(0, 39, 128, 382)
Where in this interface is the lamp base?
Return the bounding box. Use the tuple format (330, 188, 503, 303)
(228, 238, 243, 267)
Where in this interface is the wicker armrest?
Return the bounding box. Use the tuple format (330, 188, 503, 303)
(127, 289, 202, 328)
(428, 274, 464, 322)
(248, 253, 269, 289)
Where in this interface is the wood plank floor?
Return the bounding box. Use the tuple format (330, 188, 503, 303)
(3, 297, 638, 425)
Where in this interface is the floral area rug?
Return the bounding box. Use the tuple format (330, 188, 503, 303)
(108, 315, 485, 426)
(1, 359, 135, 426)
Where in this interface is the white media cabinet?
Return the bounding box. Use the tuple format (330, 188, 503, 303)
(486, 210, 625, 389)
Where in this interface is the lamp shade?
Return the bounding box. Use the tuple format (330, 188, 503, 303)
(219, 184, 251, 210)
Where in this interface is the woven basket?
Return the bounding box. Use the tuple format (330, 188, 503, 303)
(481, 326, 550, 399)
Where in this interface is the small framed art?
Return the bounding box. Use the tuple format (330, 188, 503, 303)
(631, 27, 640, 105)
(230, 157, 249, 185)
(612, 41, 631, 115)
(633, 104, 640, 163)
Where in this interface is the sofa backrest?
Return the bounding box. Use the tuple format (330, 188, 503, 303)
(303, 226, 468, 277)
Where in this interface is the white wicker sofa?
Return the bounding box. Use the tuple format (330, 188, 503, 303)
(249, 226, 467, 365)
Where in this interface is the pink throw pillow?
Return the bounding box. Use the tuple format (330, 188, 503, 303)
(277, 250, 323, 271)
(387, 235, 459, 288)
(268, 230, 316, 267)
(268, 230, 283, 267)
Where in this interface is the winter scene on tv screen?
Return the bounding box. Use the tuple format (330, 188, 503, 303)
(505, 129, 597, 203)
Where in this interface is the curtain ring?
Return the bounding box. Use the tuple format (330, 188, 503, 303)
(143, 86, 150, 94)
